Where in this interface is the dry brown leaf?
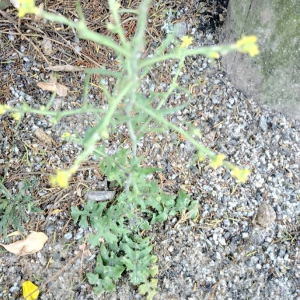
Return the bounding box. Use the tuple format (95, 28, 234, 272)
(41, 37, 52, 55)
(46, 65, 84, 72)
(48, 73, 57, 83)
(0, 231, 48, 256)
(34, 128, 53, 145)
(7, 231, 23, 238)
(37, 81, 69, 97)
(78, 243, 92, 256)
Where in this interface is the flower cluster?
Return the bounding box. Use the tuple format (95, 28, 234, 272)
(49, 167, 77, 188)
(18, 0, 38, 17)
(231, 167, 251, 183)
(236, 35, 259, 57)
(61, 132, 71, 139)
(0, 104, 10, 115)
(180, 36, 193, 48)
(12, 112, 22, 121)
(210, 154, 226, 169)
(207, 51, 220, 59)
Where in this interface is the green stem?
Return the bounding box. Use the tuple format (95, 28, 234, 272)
(85, 68, 122, 78)
(82, 73, 91, 109)
(123, 0, 152, 158)
(70, 80, 136, 170)
(137, 56, 185, 137)
(108, 0, 129, 49)
(45, 91, 57, 110)
(139, 45, 238, 69)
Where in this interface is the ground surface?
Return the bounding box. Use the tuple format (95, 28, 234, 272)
(0, 0, 300, 299)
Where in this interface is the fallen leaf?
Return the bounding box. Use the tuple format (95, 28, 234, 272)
(37, 81, 69, 97)
(7, 230, 23, 238)
(46, 65, 84, 72)
(78, 243, 92, 256)
(41, 37, 52, 55)
(48, 73, 57, 83)
(22, 281, 39, 300)
(34, 128, 53, 145)
(0, 231, 48, 256)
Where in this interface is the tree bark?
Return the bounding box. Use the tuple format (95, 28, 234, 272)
(220, 0, 300, 119)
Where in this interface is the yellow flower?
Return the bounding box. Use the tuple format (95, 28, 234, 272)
(198, 152, 206, 162)
(18, 0, 38, 17)
(247, 44, 259, 57)
(236, 35, 260, 57)
(180, 36, 193, 48)
(61, 132, 71, 138)
(22, 281, 39, 300)
(231, 167, 251, 183)
(208, 51, 220, 59)
(0, 104, 10, 115)
(210, 154, 226, 169)
(236, 35, 257, 46)
(12, 112, 22, 121)
(49, 169, 73, 188)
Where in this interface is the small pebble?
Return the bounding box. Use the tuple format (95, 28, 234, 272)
(256, 203, 276, 227)
(64, 232, 73, 240)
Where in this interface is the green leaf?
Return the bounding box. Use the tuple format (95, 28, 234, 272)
(187, 200, 199, 219)
(138, 279, 158, 300)
(71, 201, 107, 230)
(82, 125, 101, 149)
(89, 229, 118, 247)
(120, 238, 157, 285)
(87, 273, 117, 294)
(102, 276, 116, 292)
(99, 149, 130, 185)
(149, 265, 159, 277)
(89, 245, 125, 294)
(152, 211, 169, 223)
(86, 272, 99, 285)
(135, 167, 162, 175)
(0, 199, 8, 210)
(175, 189, 191, 212)
(71, 207, 88, 228)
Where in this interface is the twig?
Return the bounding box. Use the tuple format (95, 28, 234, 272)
(0, 10, 50, 65)
(13, 24, 50, 65)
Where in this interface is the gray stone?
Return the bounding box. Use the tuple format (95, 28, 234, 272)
(206, 33, 213, 41)
(85, 190, 115, 202)
(259, 116, 268, 131)
(221, 0, 300, 119)
(255, 202, 276, 227)
(74, 231, 84, 240)
(174, 21, 187, 38)
(64, 232, 73, 240)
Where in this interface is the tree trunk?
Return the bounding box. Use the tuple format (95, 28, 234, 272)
(220, 0, 300, 119)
